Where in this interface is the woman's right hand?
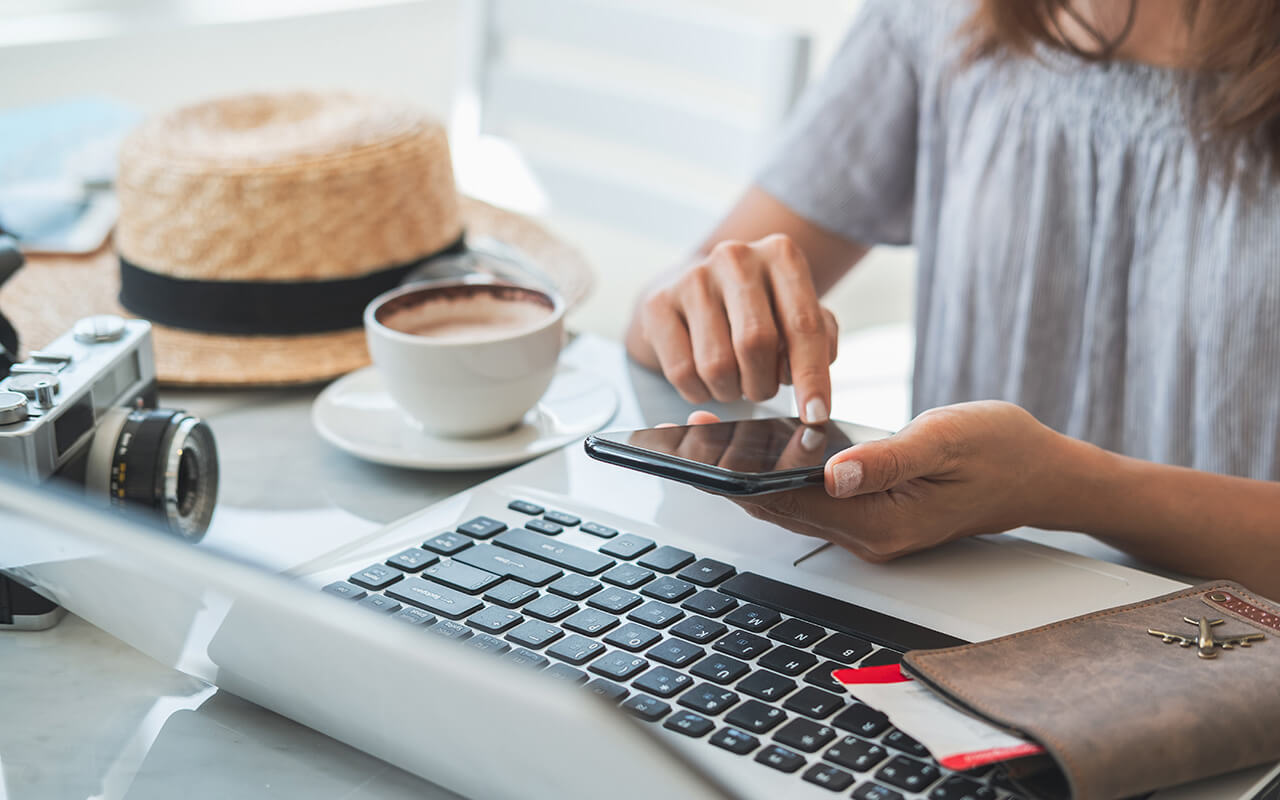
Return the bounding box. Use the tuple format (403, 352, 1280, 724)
(628, 233, 839, 425)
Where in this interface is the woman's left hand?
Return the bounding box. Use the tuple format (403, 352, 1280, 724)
(685, 401, 1071, 562)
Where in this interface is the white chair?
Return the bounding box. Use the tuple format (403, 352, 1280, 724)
(451, 0, 811, 246)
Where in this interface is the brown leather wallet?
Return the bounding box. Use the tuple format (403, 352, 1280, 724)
(901, 581, 1280, 800)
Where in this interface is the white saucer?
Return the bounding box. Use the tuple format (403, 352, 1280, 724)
(311, 364, 618, 471)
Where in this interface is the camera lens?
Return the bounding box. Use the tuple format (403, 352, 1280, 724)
(85, 408, 219, 541)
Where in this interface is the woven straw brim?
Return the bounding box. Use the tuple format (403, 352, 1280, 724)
(0, 197, 593, 387)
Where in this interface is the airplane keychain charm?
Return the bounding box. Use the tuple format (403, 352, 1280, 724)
(1147, 616, 1266, 659)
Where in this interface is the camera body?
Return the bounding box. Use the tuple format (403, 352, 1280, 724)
(0, 316, 157, 482)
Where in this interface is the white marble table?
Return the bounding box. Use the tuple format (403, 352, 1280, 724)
(0, 331, 1195, 799)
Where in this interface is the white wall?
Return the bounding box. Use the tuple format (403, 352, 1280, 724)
(0, 0, 915, 340)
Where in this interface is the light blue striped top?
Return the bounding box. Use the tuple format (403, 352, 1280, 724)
(759, 0, 1280, 480)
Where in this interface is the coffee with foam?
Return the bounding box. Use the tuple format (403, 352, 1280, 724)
(380, 292, 552, 342)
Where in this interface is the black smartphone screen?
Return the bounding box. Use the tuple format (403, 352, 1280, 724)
(585, 417, 892, 494)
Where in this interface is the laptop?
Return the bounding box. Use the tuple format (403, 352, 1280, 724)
(2, 446, 1278, 800)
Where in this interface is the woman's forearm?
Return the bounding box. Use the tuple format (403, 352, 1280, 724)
(1042, 433, 1280, 598)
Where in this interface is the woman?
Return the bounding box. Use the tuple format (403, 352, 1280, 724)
(625, 0, 1280, 596)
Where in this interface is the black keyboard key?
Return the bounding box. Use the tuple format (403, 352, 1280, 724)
(773, 718, 836, 753)
(832, 703, 891, 738)
(638, 546, 696, 573)
(599, 533, 655, 560)
(358, 594, 401, 614)
(647, 638, 705, 668)
(769, 618, 827, 648)
(464, 632, 512, 655)
(622, 694, 671, 722)
(627, 601, 685, 629)
(724, 700, 787, 734)
(641, 576, 697, 603)
(483, 579, 539, 608)
(585, 677, 629, 703)
(681, 589, 738, 617)
(457, 515, 507, 539)
(709, 727, 760, 755)
(385, 547, 439, 573)
(525, 518, 564, 536)
(505, 620, 564, 649)
(814, 632, 875, 665)
(802, 763, 855, 792)
(503, 648, 549, 669)
(507, 499, 544, 515)
(495, 529, 614, 575)
(390, 606, 436, 626)
(663, 711, 714, 738)
(876, 755, 941, 793)
(547, 634, 606, 665)
(803, 660, 848, 693)
(719, 572, 966, 652)
(427, 620, 474, 640)
(758, 644, 819, 676)
(604, 622, 662, 651)
(322, 581, 366, 600)
(678, 683, 740, 716)
(783, 687, 845, 720)
(632, 666, 693, 697)
(453, 545, 563, 586)
(581, 521, 618, 538)
(883, 729, 930, 758)
(589, 652, 650, 682)
(724, 603, 781, 632)
(423, 560, 501, 594)
(543, 510, 581, 527)
(587, 586, 642, 613)
(677, 558, 736, 586)
(670, 615, 728, 644)
(349, 563, 403, 591)
(386, 578, 484, 619)
(714, 630, 773, 659)
(465, 605, 523, 634)
(736, 670, 797, 702)
(548, 574, 602, 600)
(852, 784, 904, 800)
(523, 594, 578, 621)
(602, 563, 655, 589)
(754, 744, 805, 774)
(858, 648, 904, 668)
(824, 736, 888, 772)
(562, 607, 620, 636)
(690, 654, 750, 684)
(422, 531, 472, 556)
(544, 663, 589, 684)
(929, 776, 997, 799)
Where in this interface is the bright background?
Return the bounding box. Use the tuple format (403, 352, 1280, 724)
(0, 0, 916, 348)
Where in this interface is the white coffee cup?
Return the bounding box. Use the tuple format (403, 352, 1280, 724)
(364, 281, 565, 438)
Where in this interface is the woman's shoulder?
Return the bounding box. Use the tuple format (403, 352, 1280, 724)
(853, 0, 976, 72)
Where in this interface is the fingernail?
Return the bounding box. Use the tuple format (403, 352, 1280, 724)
(800, 427, 825, 451)
(803, 398, 829, 424)
(831, 460, 863, 497)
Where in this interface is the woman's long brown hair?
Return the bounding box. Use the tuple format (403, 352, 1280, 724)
(967, 0, 1280, 157)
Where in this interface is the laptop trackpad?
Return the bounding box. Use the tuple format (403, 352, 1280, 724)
(787, 532, 1186, 643)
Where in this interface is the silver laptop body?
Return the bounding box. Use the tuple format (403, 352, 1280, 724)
(2, 447, 1276, 800)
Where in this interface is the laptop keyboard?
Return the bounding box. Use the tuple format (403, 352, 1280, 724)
(323, 499, 1027, 800)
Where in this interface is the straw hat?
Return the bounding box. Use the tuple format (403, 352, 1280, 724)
(0, 92, 593, 387)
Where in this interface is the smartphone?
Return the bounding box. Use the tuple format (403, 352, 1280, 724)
(584, 417, 892, 495)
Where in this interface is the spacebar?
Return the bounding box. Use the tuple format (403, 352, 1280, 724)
(718, 572, 967, 653)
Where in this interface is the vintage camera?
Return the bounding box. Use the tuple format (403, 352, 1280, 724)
(0, 314, 219, 539)
(0, 310, 219, 629)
